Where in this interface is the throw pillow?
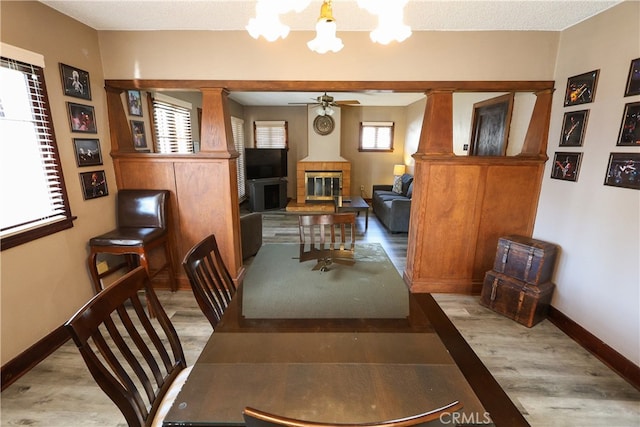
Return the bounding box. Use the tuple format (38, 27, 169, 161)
(392, 176, 403, 194)
(406, 182, 414, 199)
(400, 174, 413, 196)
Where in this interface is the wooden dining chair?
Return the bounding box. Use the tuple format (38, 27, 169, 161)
(298, 213, 357, 271)
(64, 266, 190, 427)
(242, 401, 463, 427)
(182, 234, 237, 328)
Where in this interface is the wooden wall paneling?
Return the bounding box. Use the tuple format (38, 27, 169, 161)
(174, 159, 243, 287)
(406, 162, 485, 293)
(472, 163, 544, 288)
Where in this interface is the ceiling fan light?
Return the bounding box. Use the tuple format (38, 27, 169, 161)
(315, 106, 326, 116)
(325, 106, 335, 116)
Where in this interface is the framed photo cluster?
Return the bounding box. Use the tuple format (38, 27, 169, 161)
(606, 58, 640, 190)
(552, 70, 599, 182)
(126, 90, 149, 151)
(554, 60, 639, 190)
(59, 63, 108, 200)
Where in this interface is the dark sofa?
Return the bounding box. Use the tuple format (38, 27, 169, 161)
(371, 174, 413, 233)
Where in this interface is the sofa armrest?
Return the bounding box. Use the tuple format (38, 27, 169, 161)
(372, 185, 393, 193)
(390, 198, 412, 214)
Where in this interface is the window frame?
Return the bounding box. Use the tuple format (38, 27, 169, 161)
(253, 120, 288, 149)
(0, 55, 74, 251)
(150, 94, 194, 154)
(358, 121, 395, 152)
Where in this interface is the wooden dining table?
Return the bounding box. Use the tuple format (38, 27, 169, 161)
(163, 243, 528, 427)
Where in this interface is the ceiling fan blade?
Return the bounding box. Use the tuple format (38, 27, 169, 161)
(334, 100, 360, 105)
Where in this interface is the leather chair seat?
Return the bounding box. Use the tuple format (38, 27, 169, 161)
(90, 228, 167, 247)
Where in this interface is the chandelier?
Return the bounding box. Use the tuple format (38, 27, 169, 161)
(246, 0, 412, 54)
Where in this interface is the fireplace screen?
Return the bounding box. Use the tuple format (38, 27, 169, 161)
(305, 171, 342, 201)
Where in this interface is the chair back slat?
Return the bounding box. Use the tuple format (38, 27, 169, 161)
(298, 213, 356, 266)
(65, 266, 186, 427)
(183, 234, 237, 328)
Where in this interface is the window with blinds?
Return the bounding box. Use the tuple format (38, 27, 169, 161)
(359, 121, 395, 152)
(152, 97, 193, 154)
(254, 120, 287, 148)
(231, 116, 247, 200)
(0, 56, 74, 250)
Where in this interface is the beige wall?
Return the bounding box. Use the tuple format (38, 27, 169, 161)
(97, 30, 559, 81)
(535, 1, 640, 364)
(3, 1, 637, 368)
(0, 1, 116, 362)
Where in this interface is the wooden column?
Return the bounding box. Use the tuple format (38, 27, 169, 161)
(404, 90, 549, 294)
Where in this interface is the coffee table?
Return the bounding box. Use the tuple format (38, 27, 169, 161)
(335, 195, 370, 231)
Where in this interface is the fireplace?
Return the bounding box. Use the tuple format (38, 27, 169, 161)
(305, 171, 342, 201)
(296, 161, 351, 204)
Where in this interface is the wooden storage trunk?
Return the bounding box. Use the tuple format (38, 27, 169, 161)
(480, 271, 555, 327)
(493, 235, 557, 285)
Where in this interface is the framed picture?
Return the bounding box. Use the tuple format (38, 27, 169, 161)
(468, 93, 514, 156)
(551, 152, 582, 182)
(617, 102, 640, 146)
(130, 120, 147, 150)
(67, 102, 97, 133)
(624, 58, 640, 97)
(73, 138, 103, 167)
(604, 153, 639, 190)
(59, 63, 91, 100)
(127, 90, 143, 116)
(559, 109, 589, 146)
(564, 70, 599, 107)
(80, 170, 108, 200)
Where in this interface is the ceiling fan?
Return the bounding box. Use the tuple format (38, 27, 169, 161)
(289, 92, 361, 109)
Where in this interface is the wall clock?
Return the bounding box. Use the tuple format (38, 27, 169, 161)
(313, 115, 335, 135)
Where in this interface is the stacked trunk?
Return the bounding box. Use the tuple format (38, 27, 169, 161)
(480, 235, 558, 327)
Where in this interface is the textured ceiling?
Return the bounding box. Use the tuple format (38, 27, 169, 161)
(40, 0, 621, 32)
(37, 0, 621, 106)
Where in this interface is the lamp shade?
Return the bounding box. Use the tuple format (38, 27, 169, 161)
(393, 164, 406, 176)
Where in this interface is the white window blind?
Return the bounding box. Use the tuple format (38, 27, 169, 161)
(152, 96, 193, 154)
(0, 55, 73, 250)
(359, 121, 394, 151)
(254, 120, 287, 148)
(231, 116, 246, 200)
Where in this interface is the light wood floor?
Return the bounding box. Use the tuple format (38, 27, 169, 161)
(2, 211, 639, 426)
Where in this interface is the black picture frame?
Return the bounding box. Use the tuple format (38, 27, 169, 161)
(127, 90, 143, 116)
(130, 120, 148, 150)
(73, 138, 103, 167)
(67, 102, 97, 133)
(80, 170, 109, 200)
(564, 70, 599, 107)
(551, 152, 582, 182)
(604, 153, 640, 190)
(617, 102, 640, 146)
(559, 109, 589, 147)
(468, 93, 514, 156)
(624, 58, 640, 97)
(59, 63, 91, 100)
